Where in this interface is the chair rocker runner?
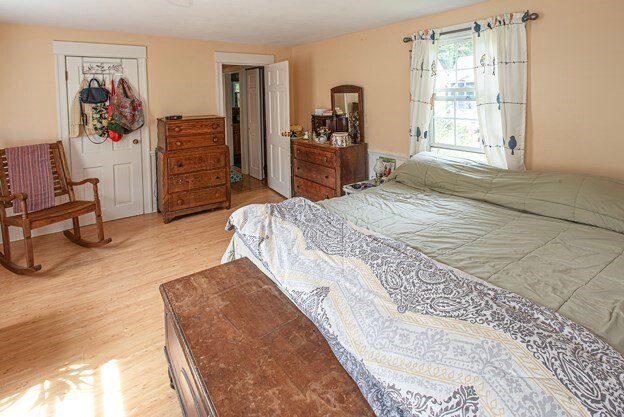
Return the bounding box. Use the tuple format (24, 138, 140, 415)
(0, 141, 111, 274)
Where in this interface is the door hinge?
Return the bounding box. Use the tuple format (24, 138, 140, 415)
(65, 70, 68, 81)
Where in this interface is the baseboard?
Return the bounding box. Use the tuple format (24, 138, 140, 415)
(367, 148, 410, 179)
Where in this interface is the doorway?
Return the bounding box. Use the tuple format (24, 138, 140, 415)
(223, 65, 267, 191)
(215, 53, 293, 197)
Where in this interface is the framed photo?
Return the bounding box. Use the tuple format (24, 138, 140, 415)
(379, 157, 396, 177)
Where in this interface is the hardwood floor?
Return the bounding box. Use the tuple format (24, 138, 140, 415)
(0, 186, 284, 417)
(230, 173, 268, 193)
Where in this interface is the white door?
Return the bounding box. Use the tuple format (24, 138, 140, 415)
(247, 68, 264, 180)
(65, 56, 145, 223)
(264, 61, 291, 197)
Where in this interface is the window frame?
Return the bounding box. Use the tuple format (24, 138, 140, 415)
(428, 32, 484, 156)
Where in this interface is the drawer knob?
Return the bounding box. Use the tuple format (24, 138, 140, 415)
(211, 123, 219, 129)
(324, 175, 329, 179)
(325, 195, 330, 199)
(177, 199, 184, 205)
(324, 157, 328, 162)
(175, 141, 182, 146)
(212, 137, 218, 143)
(296, 167, 300, 170)
(177, 163, 184, 168)
(174, 127, 181, 132)
(215, 176, 220, 180)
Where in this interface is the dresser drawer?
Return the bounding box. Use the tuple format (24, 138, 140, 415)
(168, 151, 226, 175)
(294, 176, 335, 201)
(169, 169, 227, 193)
(169, 186, 227, 211)
(168, 134, 224, 151)
(293, 145, 335, 168)
(167, 119, 225, 137)
(294, 159, 336, 189)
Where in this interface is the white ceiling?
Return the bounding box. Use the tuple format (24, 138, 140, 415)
(0, 0, 483, 46)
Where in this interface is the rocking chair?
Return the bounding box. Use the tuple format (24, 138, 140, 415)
(0, 141, 111, 274)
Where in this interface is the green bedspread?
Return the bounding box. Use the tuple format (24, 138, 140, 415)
(321, 153, 624, 354)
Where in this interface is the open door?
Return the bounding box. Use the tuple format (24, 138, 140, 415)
(264, 61, 291, 197)
(246, 68, 264, 180)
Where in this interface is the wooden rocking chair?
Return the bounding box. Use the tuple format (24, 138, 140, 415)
(0, 141, 111, 274)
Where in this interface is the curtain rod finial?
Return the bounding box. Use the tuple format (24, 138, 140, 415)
(522, 10, 539, 22)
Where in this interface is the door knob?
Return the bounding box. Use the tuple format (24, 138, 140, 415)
(133, 139, 140, 145)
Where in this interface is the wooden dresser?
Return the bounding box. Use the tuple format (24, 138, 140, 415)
(156, 116, 230, 224)
(160, 258, 374, 417)
(292, 139, 367, 201)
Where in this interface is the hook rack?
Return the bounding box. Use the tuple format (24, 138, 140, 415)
(81, 61, 124, 76)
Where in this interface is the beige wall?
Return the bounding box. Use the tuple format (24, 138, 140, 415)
(0, 23, 290, 148)
(291, 0, 624, 180)
(2, 0, 623, 180)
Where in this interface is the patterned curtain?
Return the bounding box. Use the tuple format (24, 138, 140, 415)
(473, 12, 527, 170)
(409, 29, 439, 156)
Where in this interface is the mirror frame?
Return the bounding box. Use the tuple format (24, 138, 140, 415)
(331, 85, 364, 144)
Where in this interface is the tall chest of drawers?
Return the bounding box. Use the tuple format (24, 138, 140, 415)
(292, 139, 367, 201)
(156, 116, 230, 224)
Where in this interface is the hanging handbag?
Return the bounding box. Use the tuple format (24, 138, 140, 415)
(80, 78, 110, 104)
(107, 80, 125, 141)
(111, 78, 144, 131)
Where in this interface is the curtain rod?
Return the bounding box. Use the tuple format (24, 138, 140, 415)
(402, 10, 539, 43)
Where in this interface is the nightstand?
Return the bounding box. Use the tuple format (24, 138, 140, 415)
(343, 180, 379, 195)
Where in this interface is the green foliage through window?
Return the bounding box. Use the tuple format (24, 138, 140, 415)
(431, 34, 483, 158)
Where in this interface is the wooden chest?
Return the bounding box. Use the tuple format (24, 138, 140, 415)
(160, 258, 374, 417)
(292, 139, 367, 201)
(157, 116, 230, 223)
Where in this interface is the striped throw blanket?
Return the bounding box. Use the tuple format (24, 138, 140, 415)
(5, 144, 55, 213)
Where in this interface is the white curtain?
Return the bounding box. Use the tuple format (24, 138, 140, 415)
(473, 12, 527, 170)
(409, 29, 439, 155)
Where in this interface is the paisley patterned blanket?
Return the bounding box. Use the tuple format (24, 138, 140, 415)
(224, 198, 624, 417)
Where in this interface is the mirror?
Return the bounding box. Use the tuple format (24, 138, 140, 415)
(331, 85, 364, 143)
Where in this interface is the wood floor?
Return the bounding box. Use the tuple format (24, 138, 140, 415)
(230, 172, 268, 193)
(0, 185, 284, 417)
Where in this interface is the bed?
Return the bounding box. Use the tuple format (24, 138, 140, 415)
(222, 152, 624, 416)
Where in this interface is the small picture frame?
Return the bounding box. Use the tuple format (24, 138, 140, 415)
(379, 157, 396, 177)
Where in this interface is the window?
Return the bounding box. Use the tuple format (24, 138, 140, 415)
(430, 34, 485, 163)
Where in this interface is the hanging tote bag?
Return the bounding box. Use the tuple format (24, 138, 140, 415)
(79, 78, 109, 145)
(107, 80, 125, 142)
(80, 78, 110, 104)
(91, 104, 109, 138)
(111, 78, 145, 132)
